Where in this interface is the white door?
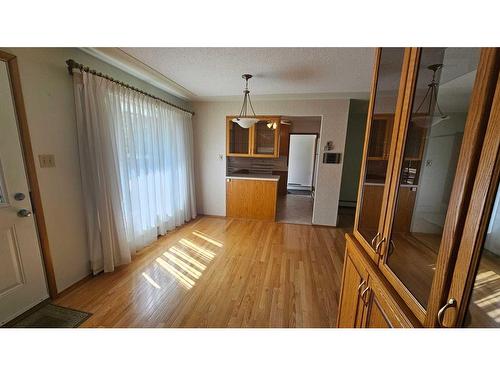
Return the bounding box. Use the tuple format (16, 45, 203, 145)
(287, 134, 317, 189)
(0, 60, 48, 325)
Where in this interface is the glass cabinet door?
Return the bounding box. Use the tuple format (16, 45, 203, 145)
(227, 119, 251, 155)
(383, 48, 481, 311)
(355, 48, 406, 253)
(252, 119, 279, 157)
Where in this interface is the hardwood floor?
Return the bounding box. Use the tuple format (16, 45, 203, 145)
(54, 213, 353, 327)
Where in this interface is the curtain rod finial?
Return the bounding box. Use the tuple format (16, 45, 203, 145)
(66, 59, 76, 75)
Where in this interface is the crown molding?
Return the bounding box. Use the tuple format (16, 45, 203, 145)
(193, 91, 370, 103)
(79, 47, 194, 100)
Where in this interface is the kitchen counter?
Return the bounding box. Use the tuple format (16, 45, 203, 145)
(226, 174, 280, 182)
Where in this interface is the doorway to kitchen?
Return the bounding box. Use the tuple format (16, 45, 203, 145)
(276, 116, 320, 225)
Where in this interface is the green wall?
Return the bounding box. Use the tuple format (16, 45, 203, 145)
(339, 99, 368, 207)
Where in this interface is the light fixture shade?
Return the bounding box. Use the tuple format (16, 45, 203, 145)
(411, 114, 450, 128)
(233, 117, 258, 128)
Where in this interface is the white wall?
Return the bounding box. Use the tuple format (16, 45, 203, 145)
(192, 99, 350, 226)
(410, 113, 466, 233)
(2, 48, 191, 293)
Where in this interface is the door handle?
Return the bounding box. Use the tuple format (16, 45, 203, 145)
(371, 232, 381, 248)
(437, 298, 456, 327)
(17, 209, 32, 217)
(375, 237, 386, 254)
(360, 285, 370, 303)
(357, 280, 366, 293)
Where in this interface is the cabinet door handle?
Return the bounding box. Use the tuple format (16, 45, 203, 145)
(360, 286, 370, 302)
(371, 232, 381, 248)
(437, 298, 457, 327)
(375, 237, 386, 254)
(357, 280, 366, 293)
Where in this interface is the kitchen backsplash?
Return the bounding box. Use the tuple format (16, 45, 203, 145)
(227, 156, 288, 175)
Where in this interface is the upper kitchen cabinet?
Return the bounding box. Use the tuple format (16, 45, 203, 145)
(226, 116, 281, 158)
(252, 117, 280, 158)
(227, 118, 252, 156)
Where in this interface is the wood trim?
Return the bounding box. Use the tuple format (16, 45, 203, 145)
(0, 50, 58, 299)
(378, 48, 428, 323)
(335, 246, 350, 327)
(353, 48, 413, 264)
(425, 48, 500, 327)
(353, 48, 382, 260)
(442, 70, 500, 327)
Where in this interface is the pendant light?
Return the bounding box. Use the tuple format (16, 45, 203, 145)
(233, 74, 259, 128)
(412, 63, 450, 128)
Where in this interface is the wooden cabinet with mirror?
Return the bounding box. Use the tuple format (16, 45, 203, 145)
(339, 47, 500, 327)
(226, 116, 280, 158)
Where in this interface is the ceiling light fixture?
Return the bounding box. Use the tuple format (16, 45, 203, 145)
(412, 63, 450, 128)
(233, 74, 259, 128)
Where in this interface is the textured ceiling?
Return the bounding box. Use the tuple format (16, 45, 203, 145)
(121, 48, 375, 100)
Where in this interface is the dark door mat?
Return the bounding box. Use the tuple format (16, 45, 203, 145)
(7, 303, 91, 328)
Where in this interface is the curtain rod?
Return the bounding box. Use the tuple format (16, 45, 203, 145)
(65, 59, 194, 116)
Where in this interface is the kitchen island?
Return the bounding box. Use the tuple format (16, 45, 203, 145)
(226, 174, 280, 221)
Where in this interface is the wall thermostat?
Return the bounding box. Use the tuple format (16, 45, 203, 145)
(323, 152, 342, 164)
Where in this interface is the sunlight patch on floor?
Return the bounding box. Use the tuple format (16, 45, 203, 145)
(473, 270, 500, 323)
(149, 232, 222, 290)
(142, 272, 161, 289)
(156, 257, 195, 290)
(192, 230, 224, 248)
(169, 246, 207, 270)
(180, 238, 216, 259)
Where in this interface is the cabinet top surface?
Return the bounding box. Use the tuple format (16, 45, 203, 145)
(226, 174, 280, 182)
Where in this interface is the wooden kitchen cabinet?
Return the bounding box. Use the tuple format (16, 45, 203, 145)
(226, 116, 281, 158)
(226, 177, 278, 221)
(272, 170, 288, 196)
(337, 234, 418, 328)
(279, 123, 291, 156)
(227, 118, 251, 156)
(339, 47, 500, 327)
(337, 249, 368, 328)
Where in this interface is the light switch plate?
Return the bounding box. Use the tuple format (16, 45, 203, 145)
(39, 154, 56, 168)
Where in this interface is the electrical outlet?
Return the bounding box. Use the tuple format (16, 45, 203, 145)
(38, 154, 56, 168)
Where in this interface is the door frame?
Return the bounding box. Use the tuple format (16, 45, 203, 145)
(0, 50, 58, 299)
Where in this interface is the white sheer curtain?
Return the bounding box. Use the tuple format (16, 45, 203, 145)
(72, 71, 196, 274)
